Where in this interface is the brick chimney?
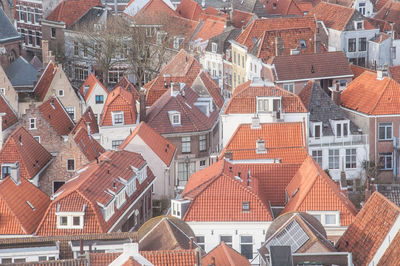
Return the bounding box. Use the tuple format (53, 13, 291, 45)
(41, 40, 54, 67)
(331, 83, 341, 106)
(139, 87, 146, 122)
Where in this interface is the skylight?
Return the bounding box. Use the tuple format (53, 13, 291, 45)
(266, 220, 309, 253)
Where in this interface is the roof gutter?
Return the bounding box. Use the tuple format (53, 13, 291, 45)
(275, 74, 354, 83)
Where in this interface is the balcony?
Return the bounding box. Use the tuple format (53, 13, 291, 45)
(309, 134, 368, 147)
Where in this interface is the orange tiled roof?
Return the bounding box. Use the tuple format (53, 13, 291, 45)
(182, 160, 273, 222)
(194, 18, 226, 42)
(46, 0, 102, 28)
(0, 94, 18, 131)
(281, 156, 357, 226)
(224, 81, 307, 114)
(235, 16, 316, 50)
(100, 86, 137, 126)
(337, 192, 400, 265)
(341, 71, 400, 115)
(176, 0, 202, 20)
(0, 126, 52, 180)
(119, 121, 176, 167)
(378, 230, 400, 265)
(34, 61, 57, 101)
(389, 65, 400, 84)
(39, 97, 75, 136)
(145, 50, 202, 106)
(307, 2, 354, 31)
(263, 0, 304, 16)
(202, 242, 250, 266)
(350, 64, 376, 80)
(114, 76, 139, 100)
(239, 163, 301, 206)
(0, 176, 50, 235)
(73, 107, 100, 135)
(220, 122, 308, 164)
(375, 0, 400, 19)
(232, 9, 254, 28)
(73, 126, 105, 162)
(35, 150, 155, 236)
(79, 73, 108, 102)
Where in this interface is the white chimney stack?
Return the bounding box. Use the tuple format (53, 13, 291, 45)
(0, 113, 5, 150)
(10, 162, 20, 185)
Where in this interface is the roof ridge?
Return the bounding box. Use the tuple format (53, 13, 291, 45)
(222, 242, 236, 265)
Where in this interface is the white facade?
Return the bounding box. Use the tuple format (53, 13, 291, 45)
(353, 0, 374, 17)
(123, 0, 175, 17)
(221, 112, 308, 147)
(368, 37, 392, 69)
(187, 221, 271, 263)
(84, 83, 108, 125)
(246, 54, 262, 81)
(122, 135, 176, 199)
(201, 50, 223, 81)
(100, 123, 138, 150)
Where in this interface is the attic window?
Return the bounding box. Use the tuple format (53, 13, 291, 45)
(168, 111, 181, 125)
(212, 42, 218, 53)
(58, 89, 64, 97)
(299, 39, 307, 49)
(242, 201, 250, 212)
(356, 21, 363, 30)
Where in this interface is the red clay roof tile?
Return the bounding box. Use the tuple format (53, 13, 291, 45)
(79, 74, 108, 102)
(100, 86, 137, 126)
(73, 107, 100, 135)
(34, 61, 57, 101)
(224, 81, 307, 114)
(202, 242, 250, 266)
(176, 0, 202, 20)
(389, 65, 400, 84)
(220, 122, 308, 164)
(337, 192, 400, 265)
(198, 71, 224, 109)
(119, 122, 176, 166)
(39, 97, 75, 136)
(73, 126, 105, 162)
(0, 94, 18, 131)
(281, 156, 357, 226)
(232, 9, 254, 28)
(46, 0, 102, 28)
(35, 150, 155, 235)
(341, 71, 400, 115)
(194, 18, 226, 41)
(182, 160, 273, 222)
(0, 176, 50, 235)
(0, 126, 52, 180)
(350, 64, 376, 80)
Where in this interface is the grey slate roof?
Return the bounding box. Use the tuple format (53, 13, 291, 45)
(5, 56, 40, 88)
(30, 56, 43, 71)
(205, 27, 241, 54)
(193, 0, 268, 17)
(377, 185, 400, 207)
(0, 7, 20, 43)
(299, 81, 359, 136)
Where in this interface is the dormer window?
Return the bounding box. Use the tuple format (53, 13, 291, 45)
(332, 120, 349, 138)
(256, 97, 281, 113)
(212, 42, 218, 53)
(311, 122, 322, 139)
(115, 187, 126, 209)
(103, 200, 115, 221)
(355, 21, 364, 30)
(1, 164, 11, 179)
(168, 111, 181, 125)
(299, 39, 307, 49)
(56, 208, 85, 229)
(112, 111, 124, 125)
(257, 97, 269, 113)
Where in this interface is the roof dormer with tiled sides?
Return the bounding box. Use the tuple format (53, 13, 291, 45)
(100, 86, 138, 127)
(0, 126, 52, 185)
(35, 150, 156, 236)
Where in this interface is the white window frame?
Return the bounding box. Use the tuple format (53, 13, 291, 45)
(312, 150, 322, 166)
(220, 235, 233, 247)
(211, 42, 218, 53)
(56, 212, 84, 229)
(196, 236, 205, 250)
(104, 200, 115, 221)
(181, 136, 191, 153)
(240, 235, 254, 259)
(283, 83, 294, 93)
(58, 89, 64, 97)
(115, 187, 127, 209)
(345, 148, 357, 169)
(328, 149, 339, 169)
(111, 111, 124, 125)
(65, 107, 75, 121)
(380, 152, 393, 170)
(0, 88, 5, 95)
(169, 111, 181, 125)
(256, 97, 269, 113)
(33, 136, 40, 143)
(29, 118, 36, 130)
(312, 122, 322, 139)
(112, 140, 124, 150)
(378, 122, 393, 140)
(307, 211, 340, 226)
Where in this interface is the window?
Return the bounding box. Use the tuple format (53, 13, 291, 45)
(1, 165, 10, 179)
(200, 160, 206, 167)
(74, 41, 79, 56)
(0, 88, 4, 95)
(379, 122, 392, 140)
(29, 118, 36, 129)
(242, 201, 250, 212)
(177, 161, 195, 186)
(74, 65, 89, 81)
(67, 159, 75, 171)
(308, 212, 339, 226)
(329, 149, 339, 169)
(257, 98, 269, 113)
(220, 235, 232, 247)
(112, 140, 123, 150)
(380, 153, 393, 170)
(14, 258, 26, 263)
(325, 214, 337, 225)
(312, 150, 322, 166)
(28, 30, 33, 45)
(108, 67, 125, 84)
(73, 216, 81, 226)
(33, 136, 40, 143)
(199, 135, 206, 151)
(242, 55, 244, 68)
(196, 236, 205, 250)
(182, 136, 191, 153)
(27, 7, 33, 22)
(112, 111, 124, 125)
(312, 214, 321, 222)
(300, 39, 307, 49)
(356, 21, 363, 30)
(314, 124, 321, 138)
(283, 83, 294, 93)
(240, 235, 253, 259)
(39, 256, 47, 262)
(51, 27, 56, 38)
(266, 220, 309, 252)
(233, 51, 236, 64)
(336, 123, 342, 137)
(359, 2, 365, 15)
(348, 38, 356, 52)
(58, 89, 64, 97)
(60, 216, 68, 226)
(65, 107, 75, 120)
(339, 80, 347, 87)
(18, 6, 25, 21)
(34, 8, 40, 24)
(346, 149, 357, 168)
(169, 112, 181, 125)
(359, 37, 366, 51)
(53, 181, 65, 194)
(335, 121, 349, 138)
(392, 47, 397, 59)
(2, 258, 12, 264)
(95, 95, 104, 104)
